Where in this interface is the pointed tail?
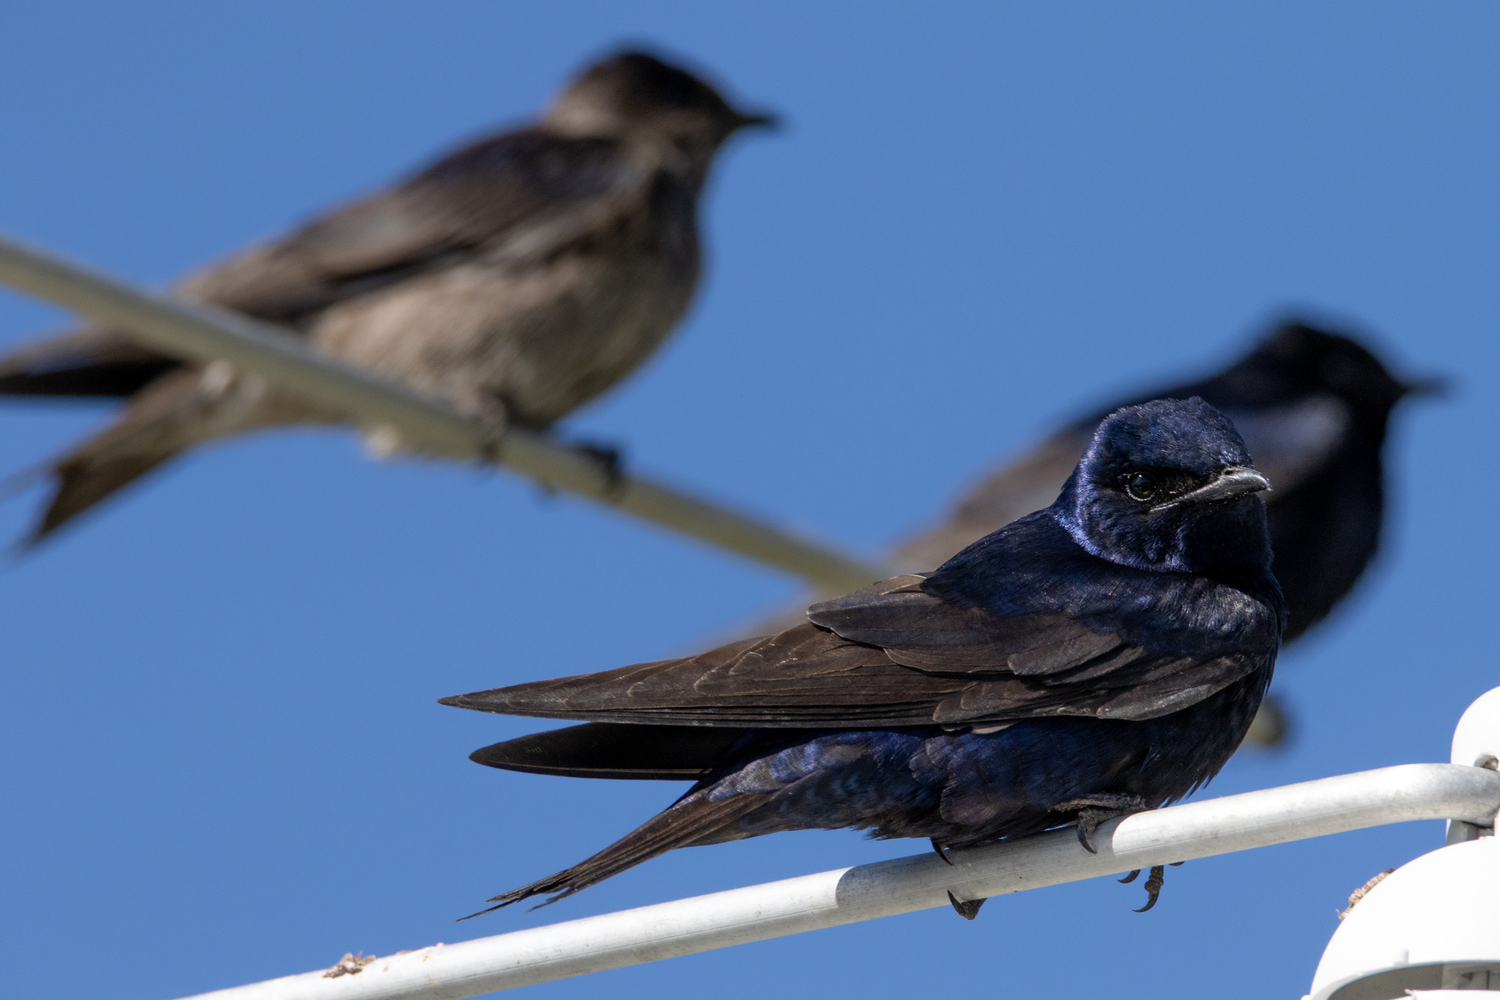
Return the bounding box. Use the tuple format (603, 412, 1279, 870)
(17, 365, 294, 546)
(463, 788, 772, 919)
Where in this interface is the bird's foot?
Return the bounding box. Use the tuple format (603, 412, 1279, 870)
(1054, 794, 1152, 854)
(947, 891, 986, 920)
(931, 839, 955, 866)
(570, 440, 627, 496)
(1118, 861, 1185, 912)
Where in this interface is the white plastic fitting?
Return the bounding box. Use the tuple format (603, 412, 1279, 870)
(1306, 687, 1500, 1000)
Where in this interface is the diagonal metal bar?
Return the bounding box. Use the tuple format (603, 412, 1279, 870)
(172, 762, 1500, 1000)
(0, 232, 885, 592)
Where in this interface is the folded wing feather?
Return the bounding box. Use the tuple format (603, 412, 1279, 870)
(442, 575, 1265, 729)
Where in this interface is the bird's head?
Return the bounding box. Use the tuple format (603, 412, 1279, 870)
(1055, 397, 1275, 582)
(1236, 321, 1446, 427)
(546, 51, 776, 175)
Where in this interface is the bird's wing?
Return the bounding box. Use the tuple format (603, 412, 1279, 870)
(442, 625, 965, 727)
(0, 130, 650, 396)
(443, 579, 1269, 729)
(805, 574, 1123, 671)
(175, 129, 647, 321)
(807, 574, 1267, 721)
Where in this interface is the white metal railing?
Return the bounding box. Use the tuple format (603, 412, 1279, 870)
(174, 761, 1500, 1000)
(8, 232, 1496, 1000)
(0, 233, 885, 593)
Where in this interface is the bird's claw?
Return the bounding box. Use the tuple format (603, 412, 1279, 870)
(1074, 809, 1106, 854)
(1055, 794, 1151, 854)
(1119, 869, 1141, 884)
(573, 441, 627, 496)
(1133, 866, 1166, 912)
(947, 891, 986, 920)
(1128, 861, 1183, 912)
(932, 839, 984, 917)
(936, 841, 983, 917)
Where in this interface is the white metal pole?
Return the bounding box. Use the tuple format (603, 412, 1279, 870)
(173, 762, 1500, 1000)
(0, 233, 886, 593)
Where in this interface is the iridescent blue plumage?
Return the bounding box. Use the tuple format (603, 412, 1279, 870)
(444, 397, 1287, 915)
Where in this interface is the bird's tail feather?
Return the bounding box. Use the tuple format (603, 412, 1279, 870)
(461, 790, 773, 919)
(25, 440, 183, 549)
(18, 366, 289, 546)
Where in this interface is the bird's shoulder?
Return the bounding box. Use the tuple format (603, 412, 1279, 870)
(822, 511, 1281, 662)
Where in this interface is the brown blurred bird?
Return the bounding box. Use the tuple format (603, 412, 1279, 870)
(0, 51, 775, 544)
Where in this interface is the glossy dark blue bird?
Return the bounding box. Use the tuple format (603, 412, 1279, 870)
(442, 397, 1287, 918)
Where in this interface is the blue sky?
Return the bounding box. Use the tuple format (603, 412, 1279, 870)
(2, 4, 1497, 998)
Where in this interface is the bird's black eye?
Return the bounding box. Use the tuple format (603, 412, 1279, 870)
(1122, 472, 1157, 502)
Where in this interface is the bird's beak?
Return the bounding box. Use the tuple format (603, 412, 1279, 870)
(1154, 466, 1272, 511)
(1401, 374, 1449, 399)
(734, 109, 781, 131)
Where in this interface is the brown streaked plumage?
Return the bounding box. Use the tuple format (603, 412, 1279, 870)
(0, 51, 775, 544)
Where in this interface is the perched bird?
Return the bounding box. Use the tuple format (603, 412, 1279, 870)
(752, 320, 1438, 746)
(0, 51, 775, 543)
(443, 398, 1287, 917)
(895, 320, 1436, 645)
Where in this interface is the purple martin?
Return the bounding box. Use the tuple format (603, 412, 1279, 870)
(442, 398, 1286, 917)
(752, 320, 1437, 746)
(896, 320, 1437, 646)
(0, 51, 774, 543)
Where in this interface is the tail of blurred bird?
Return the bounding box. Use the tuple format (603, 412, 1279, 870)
(12, 363, 323, 547)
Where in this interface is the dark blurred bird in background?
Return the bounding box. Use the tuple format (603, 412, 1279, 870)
(0, 51, 775, 544)
(752, 320, 1440, 747)
(444, 398, 1287, 917)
